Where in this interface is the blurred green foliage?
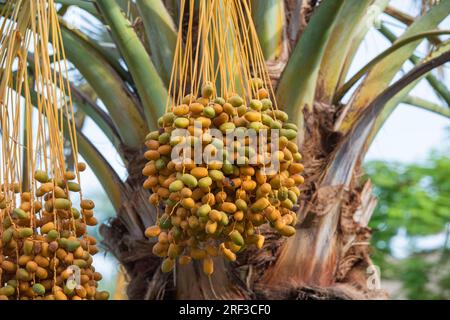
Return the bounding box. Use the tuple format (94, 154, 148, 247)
(365, 150, 450, 299)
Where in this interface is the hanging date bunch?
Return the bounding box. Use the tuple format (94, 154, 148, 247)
(143, 0, 304, 275)
(0, 0, 107, 300)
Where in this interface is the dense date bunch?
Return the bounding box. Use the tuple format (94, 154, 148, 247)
(142, 79, 304, 275)
(0, 163, 109, 300)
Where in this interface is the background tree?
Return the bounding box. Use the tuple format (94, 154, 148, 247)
(2, 0, 449, 299)
(366, 148, 450, 299)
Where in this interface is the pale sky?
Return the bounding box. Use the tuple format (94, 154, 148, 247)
(364, 0, 450, 162)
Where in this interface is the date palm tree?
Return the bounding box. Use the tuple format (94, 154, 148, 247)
(3, 0, 449, 299)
